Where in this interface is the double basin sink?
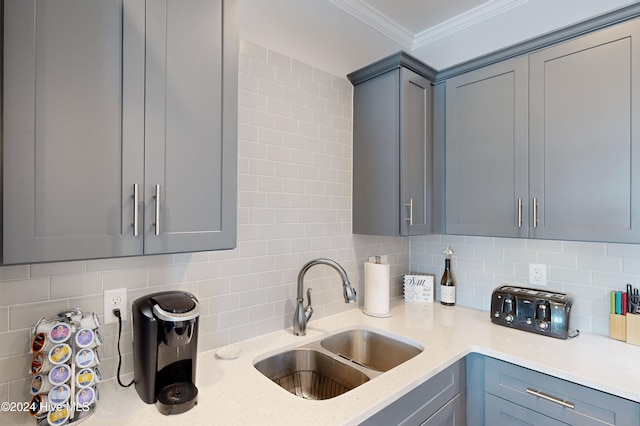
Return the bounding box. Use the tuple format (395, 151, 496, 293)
(253, 327, 423, 400)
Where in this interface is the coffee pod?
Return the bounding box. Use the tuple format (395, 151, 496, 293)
(28, 394, 48, 417)
(48, 364, 71, 386)
(46, 404, 70, 426)
(30, 353, 53, 375)
(93, 329, 103, 347)
(48, 323, 71, 344)
(31, 332, 53, 354)
(48, 384, 71, 405)
(48, 343, 72, 365)
(74, 328, 95, 349)
(80, 312, 101, 330)
(34, 319, 56, 336)
(75, 348, 100, 368)
(76, 367, 98, 388)
(30, 373, 54, 395)
(76, 386, 97, 408)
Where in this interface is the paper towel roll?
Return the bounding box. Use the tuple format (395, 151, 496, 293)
(364, 260, 392, 317)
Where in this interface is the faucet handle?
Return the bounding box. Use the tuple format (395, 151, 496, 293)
(305, 288, 314, 321)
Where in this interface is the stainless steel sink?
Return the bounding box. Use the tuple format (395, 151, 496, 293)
(320, 328, 423, 372)
(253, 327, 423, 400)
(253, 348, 369, 400)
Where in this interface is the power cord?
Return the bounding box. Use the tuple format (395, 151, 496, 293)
(113, 308, 134, 388)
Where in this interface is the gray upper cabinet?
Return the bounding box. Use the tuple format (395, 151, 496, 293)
(2, 0, 237, 264)
(446, 17, 640, 243)
(3, 0, 144, 264)
(445, 57, 529, 238)
(529, 20, 640, 243)
(350, 53, 435, 236)
(144, 0, 237, 255)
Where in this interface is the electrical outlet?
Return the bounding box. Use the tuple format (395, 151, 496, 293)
(528, 264, 547, 287)
(104, 288, 128, 324)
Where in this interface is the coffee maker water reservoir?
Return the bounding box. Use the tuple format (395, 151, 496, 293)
(132, 291, 200, 415)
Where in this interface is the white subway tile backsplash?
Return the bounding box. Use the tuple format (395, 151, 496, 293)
(9, 300, 70, 330)
(267, 50, 291, 71)
(410, 235, 640, 334)
(577, 254, 622, 272)
(103, 268, 147, 291)
(51, 272, 102, 299)
(0, 277, 50, 306)
(0, 307, 7, 332)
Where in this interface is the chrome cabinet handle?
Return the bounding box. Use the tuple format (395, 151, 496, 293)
(404, 198, 413, 226)
(132, 183, 140, 237)
(154, 184, 161, 236)
(533, 197, 538, 229)
(517, 198, 523, 228)
(526, 388, 575, 409)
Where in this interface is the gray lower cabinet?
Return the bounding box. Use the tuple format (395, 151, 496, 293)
(360, 360, 465, 426)
(2, 0, 237, 264)
(445, 18, 640, 243)
(485, 393, 566, 426)
(349, 53, 435, 236)
(484, 356, 640, 426)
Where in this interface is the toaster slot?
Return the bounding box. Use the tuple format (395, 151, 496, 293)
(535, 300, 551, 331)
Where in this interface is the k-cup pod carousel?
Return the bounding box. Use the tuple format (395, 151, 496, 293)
(28, 308, 101, 425)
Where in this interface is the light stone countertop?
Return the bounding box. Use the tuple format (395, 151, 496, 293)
(5, 300, 640, 425)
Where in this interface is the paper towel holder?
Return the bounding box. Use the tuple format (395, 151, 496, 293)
(364, 256, 392, 318)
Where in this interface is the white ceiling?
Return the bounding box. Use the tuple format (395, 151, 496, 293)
(238, 0, 638, 77)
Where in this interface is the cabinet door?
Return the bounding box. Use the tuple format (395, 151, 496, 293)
(361, 360, 462, 426)
(3, 0, 145, 264)
(353, 69, 401, 236)
(485, 356, 640, 426)
(401, 69, 433, 236)
(422, 394, 464, 426)
(485, 394, 567, 426)
(445, 57, 529, 238)
(529, 21, 640, 242)
(144, 0, 237, 254)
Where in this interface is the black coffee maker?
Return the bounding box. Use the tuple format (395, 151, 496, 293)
(132, 291, 200, 415)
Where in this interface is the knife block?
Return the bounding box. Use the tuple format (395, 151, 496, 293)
(626, 315, 640, 346)
(609, 314, 640, 345)
(609, 314, 626, 341)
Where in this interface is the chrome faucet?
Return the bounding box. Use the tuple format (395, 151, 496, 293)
(293, 258, 357, 336)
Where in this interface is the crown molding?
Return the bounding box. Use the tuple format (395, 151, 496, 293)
(413, 0, 529, 48)
(331, 0, 529, 50)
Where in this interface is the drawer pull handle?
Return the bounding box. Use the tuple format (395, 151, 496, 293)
(532, 197, 538, 229)
(526, 388, 575, 409)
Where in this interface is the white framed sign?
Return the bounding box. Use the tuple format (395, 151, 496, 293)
(403, 274, 435, 303)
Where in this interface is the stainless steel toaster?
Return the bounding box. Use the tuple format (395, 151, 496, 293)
(490, 285, 574, 339)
